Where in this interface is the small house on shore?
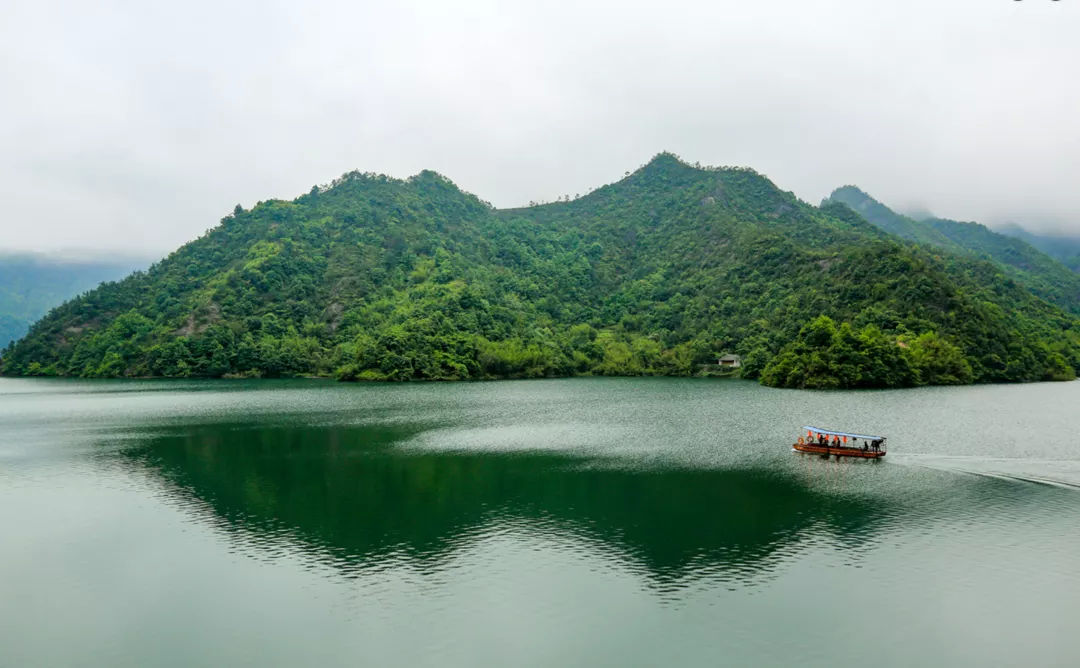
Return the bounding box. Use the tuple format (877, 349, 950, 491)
(718, 354, 741, 368)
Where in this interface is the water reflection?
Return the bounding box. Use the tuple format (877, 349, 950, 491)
(118, 421, 940, 590)
(8, 378, 1080, 667)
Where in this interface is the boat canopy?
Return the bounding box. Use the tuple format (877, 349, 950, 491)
(803, 426, 885, 441)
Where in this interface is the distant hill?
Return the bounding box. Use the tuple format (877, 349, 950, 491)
(825, 186, 1080, 315)
(4, 154, 1078, 388)
(0, 254, 147, 347)
(825, 186, 956, 248)
(998, 225, 1080, 273)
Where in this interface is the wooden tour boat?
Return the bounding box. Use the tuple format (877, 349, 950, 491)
(794, 426, 886, 460)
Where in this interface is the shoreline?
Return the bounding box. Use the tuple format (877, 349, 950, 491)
(0, 371, 1074, 390)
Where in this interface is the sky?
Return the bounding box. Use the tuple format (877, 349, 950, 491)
(2, 0, 1078, 256)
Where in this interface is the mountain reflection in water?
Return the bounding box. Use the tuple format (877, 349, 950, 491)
(119, 419, 1043, 593)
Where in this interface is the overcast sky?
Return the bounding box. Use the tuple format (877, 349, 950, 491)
(2, 0, 1078, 256)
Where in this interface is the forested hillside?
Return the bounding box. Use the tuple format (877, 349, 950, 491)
(0, 254, 147, 347)
(826, 186, 1080, 316)
(4, 154, 1079, 388)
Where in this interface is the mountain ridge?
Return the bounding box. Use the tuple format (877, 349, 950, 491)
(4, 154, 1078, 388)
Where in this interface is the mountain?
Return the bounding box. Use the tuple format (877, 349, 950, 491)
(825, 186, 1080, 316)
(998, 224, 1080, 273)
(4, 154, 1079, 388)
(0, 253, 148, 348)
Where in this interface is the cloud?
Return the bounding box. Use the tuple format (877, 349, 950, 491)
(2, 0, 1078, 254)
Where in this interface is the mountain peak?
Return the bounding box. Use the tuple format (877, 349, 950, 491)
(826, 185, 898, 220)
(611, 152, 704, 191)
(644, 151, 687, 168)
(827, 185, 874, 205)
(410, 168, 453, 184)
(636, 151, 696, 177)
(824, 185, 953, 247)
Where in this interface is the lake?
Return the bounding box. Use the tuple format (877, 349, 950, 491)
(2, 377, 1079, 667)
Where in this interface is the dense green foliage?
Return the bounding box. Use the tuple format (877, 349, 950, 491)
(760, 315, 1023, 388)
(826, 186, 1080, 315)
(4, 154, 1079, 388)
(0, 254, 144, 347)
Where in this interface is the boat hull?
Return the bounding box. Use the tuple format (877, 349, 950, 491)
(793, 442, 886, 459)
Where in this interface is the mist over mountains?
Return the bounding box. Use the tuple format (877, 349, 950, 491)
(0, 253, 148, 348)
(996, 225, 1080, 274)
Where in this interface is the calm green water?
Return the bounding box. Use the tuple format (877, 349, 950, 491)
(2, 377, 1079, 667)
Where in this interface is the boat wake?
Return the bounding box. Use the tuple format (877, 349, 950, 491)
(895, 453, 1080, 490)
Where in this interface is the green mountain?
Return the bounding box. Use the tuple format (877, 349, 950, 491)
(998, 224, 1080, 273)
(0, 254, 147, 348)
(825, 186, 1080, 315)
(4, 154, 1079, 388)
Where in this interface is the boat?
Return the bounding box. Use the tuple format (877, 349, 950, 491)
(793, 426, 886, 460)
